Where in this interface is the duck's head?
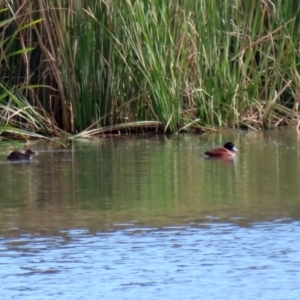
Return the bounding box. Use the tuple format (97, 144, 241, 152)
(25, 149, 37, 156)
(224, 142, 238, 152)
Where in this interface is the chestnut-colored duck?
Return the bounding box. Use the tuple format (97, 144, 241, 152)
(7, 149, 36, 161)
(204, 142, 238, 158)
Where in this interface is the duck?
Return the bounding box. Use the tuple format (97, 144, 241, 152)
(204, 142, 238, 158)
(7, 149, 37, 161)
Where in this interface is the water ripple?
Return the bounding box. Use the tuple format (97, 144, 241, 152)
(0, 221, 300, 299)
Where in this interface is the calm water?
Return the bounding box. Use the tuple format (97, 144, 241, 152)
(1, 127, 300, 299)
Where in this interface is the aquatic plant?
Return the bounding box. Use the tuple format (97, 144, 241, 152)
(0, 7, 61, 138)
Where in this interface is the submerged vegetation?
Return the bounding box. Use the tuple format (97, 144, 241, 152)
(1, 0, 300, 137)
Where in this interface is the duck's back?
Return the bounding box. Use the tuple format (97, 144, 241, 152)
(7, 151, 30, 161)
(204, 147, 234, 157)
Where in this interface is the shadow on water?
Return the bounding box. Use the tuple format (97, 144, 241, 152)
(1, 128, 300, 299)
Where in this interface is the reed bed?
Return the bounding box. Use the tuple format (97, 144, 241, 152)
(1, 0, 300, 137)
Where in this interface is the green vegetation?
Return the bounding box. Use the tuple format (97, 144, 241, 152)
(1, 0, 300, 137)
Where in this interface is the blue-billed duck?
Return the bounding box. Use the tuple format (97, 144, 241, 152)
(204, 142, 238, 158)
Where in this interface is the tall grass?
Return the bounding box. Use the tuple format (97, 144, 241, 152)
(2, 0, 300, 135)
(0, 6, 61, 138)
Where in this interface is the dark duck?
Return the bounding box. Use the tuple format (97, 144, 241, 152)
(7, 149, 37, 161)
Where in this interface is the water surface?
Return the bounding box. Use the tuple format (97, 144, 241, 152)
(0, 127, 300, 299)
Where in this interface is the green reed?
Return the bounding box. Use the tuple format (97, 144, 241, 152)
(1, 0, 300, 135)
(0, 7, 60, 138)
